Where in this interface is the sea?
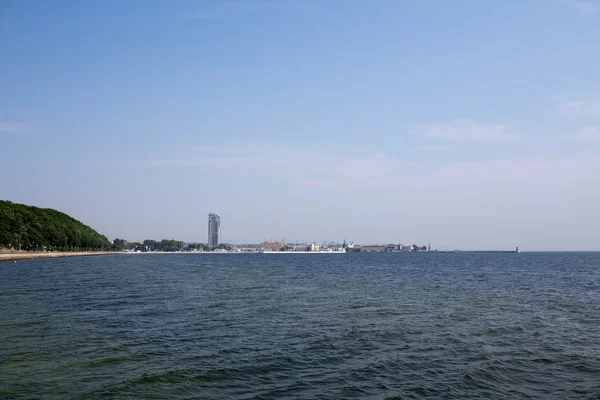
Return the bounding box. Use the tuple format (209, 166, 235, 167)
(1, 252, 599, 399)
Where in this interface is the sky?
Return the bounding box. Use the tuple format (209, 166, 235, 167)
(1, 0, 599, 250)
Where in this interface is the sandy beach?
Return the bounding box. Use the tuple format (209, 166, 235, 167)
(0, 251, 121, 262)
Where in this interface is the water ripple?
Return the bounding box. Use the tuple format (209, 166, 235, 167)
(2, 252, 600, 399)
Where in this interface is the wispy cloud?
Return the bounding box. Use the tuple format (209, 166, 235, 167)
(408, 119, 520, 143)
(140, 145, 419, 190)
(558, 0, 600, 15)
(414, 145, 457, 152)
(559, 101, 600, 119)
(0, 121, 28, 133)
(576, 127, 600, 141)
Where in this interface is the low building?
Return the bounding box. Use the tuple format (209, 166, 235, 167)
(360, 245, 387, 253)
(290, 244, 310, 251)
(260, 242, 283, 251)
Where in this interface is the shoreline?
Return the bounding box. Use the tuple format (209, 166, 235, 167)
(0, 251, 122, 263)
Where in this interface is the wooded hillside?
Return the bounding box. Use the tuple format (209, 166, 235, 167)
(0, 200, 110, 251)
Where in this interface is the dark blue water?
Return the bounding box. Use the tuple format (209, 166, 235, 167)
(1, 253, 600, 399)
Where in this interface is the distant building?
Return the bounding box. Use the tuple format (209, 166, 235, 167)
(208, 213, 221, 248)
(291, 244, 311, 251)
(260, 241, 283, 251)
(360, 245, 387, 253)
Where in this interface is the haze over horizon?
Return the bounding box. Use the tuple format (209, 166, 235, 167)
(1, 0, 599, 251)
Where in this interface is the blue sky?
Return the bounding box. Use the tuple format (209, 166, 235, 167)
(1, 0, 599, 250)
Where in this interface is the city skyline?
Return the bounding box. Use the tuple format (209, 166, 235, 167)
(1, 1, 599, 250)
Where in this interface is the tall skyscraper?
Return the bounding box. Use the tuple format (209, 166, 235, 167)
(208, 213, 220, 248)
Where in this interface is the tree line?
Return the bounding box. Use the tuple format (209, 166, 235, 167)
(0, 200, 111, 251)
(111, 239, 230, 252)
(0, 200, 232, 253)
(110, 239, 187, 252)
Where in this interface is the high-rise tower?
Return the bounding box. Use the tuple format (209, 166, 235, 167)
(208, 213, 220, 248)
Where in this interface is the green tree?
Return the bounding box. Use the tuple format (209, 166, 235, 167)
(0, 200, 111, 251)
